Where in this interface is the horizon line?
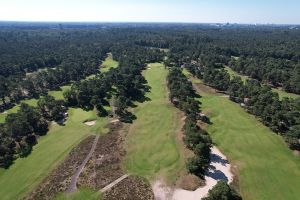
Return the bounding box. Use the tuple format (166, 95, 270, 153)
(0, 20, 299, 26)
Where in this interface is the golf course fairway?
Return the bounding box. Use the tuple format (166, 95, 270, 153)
(124, 63, 185, 182)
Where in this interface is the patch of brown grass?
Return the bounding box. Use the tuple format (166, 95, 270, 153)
(177, 174, 204, 191)
(102, 175, 154, 200)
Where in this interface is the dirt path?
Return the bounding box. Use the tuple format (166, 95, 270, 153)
(66, 135, 100, 193)
(100, 174, 129, 193)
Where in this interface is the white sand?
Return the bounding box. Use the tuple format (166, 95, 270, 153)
(152, 146, 233, 200)
(84, 120, 96, 126)
(152, 180, 173, 200)
(110, 119, 120, 123)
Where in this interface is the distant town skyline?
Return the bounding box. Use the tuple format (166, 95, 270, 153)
(0, 0, 299, 24)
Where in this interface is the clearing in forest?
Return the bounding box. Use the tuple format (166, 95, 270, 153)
(124, 63, 185, 182)
(100, 53, 119, 73)
(190, 74, 300, 200)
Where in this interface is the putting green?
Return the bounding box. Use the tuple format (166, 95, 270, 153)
(124, 63, 184, 182)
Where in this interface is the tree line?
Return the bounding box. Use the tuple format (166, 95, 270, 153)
(229, 56, 300, 94)
(167, 67, 212, 178)
(167, 67, 242, 199)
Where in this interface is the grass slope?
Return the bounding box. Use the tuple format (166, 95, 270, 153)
(100, 53, 119, 73)
(192, 78, 300, 200)
(124, 63, 184, 182)
(0, 107, 108, 200)
(224, 66, 300, 100)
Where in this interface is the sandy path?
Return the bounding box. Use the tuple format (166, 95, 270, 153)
(99, 174, 129, 193)
(66, 135, 100, 193)
(152, 146, 233, 200)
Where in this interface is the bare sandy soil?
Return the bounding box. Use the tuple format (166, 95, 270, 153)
(110, 119, 120, 123)
(84, 120, 96, 126)
(152, 146, 233, 200)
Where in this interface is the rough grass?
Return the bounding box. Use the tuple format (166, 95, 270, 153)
(55, 188, 101, 200)
(193, 79, 300, 200)
(100, 53, 119, 73)
(0, 107, 108, 200)
(224, 66, 300, 100)
(124, 63, 184, 183)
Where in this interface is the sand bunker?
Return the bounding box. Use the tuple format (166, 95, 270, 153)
(152, 146, 233, 200)
(84, 120, 96, 126)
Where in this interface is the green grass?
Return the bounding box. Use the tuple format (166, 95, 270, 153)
(195, 81, 300, 200)
(182, 68, 202, 84)
(48, 85, 71, 100)
(271, 87, 300, 100)
(0, 108, 108, 200)
(55, 188, 101, 200)
(124, 63, 184, 182)
(224, 66, 248, 83)
(100, 53, 119, 73)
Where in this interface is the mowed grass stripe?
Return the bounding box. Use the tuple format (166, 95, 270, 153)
(197, 84, 300, 200)
(124, 63, 184, 182)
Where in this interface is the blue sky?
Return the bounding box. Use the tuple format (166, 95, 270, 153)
(0, 0, 299, 24)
